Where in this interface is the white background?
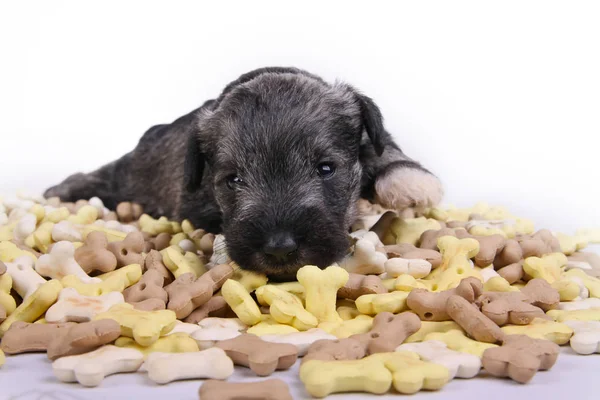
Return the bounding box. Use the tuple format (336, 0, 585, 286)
(1, 0, 599, 231)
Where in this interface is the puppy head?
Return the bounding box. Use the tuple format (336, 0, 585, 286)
(185, 68, 386, 279)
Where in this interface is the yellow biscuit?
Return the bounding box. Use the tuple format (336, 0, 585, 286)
(500, 317, 573, 345)
(297, 265, 349, 324)
(221, 279, 261, 326)
(62, 264, 142, 296)
(423, 329, 497, 357)
(115, 333, 198, 357)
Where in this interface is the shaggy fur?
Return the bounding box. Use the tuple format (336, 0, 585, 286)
(45, 67, 443, 279)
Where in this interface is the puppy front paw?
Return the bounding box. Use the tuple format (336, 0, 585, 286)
(374, 167, 443, 211)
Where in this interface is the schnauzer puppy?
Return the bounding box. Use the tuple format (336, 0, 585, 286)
(45, 67, 443, 279)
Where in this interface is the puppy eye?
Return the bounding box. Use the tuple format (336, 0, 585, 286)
(316, 162, 336, 178)
(226, 175, 243, 189)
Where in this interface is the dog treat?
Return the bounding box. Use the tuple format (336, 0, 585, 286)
(191, 320, 244, 350)
(260, 328, 337, 357)
(446, 295, 504, 343)
(67, 205, 98, 225)
(426, 236, 482, 291)
(397, 340, 481, 379)
(567, 251, 600, 277)
(230, 267, 268, 292)
(302, 337, 367, 364)
(221, 278, 262, 326)
(350, 312, 421, 354)
(419, 227, 462, 250)
(51, 220, 82, 242)
(475, 291, 547, 326)
(407, 277, 483, 321)
(497, 260, 524, 284)
(198, 379, 293, 400)
(94, 303, 177, 346)
(375, 352, 450, 394)
(256, 281, 306, 305)
(258, 285, 317, 331)
(53, 345, 144, 387)
(216, 334, 298, 376)
(564, 321, 600, 355)
(146, 347, 234, 384)
(383, 243, 442, 268)
(246, 315, 299, 336)
(47, 319, 122, 361)
(0, 279, 63, 337)
(150, 232, 172, 252)
(300, 354, 393, 397)
(62, 263, 142, 296)
(382, 257, 432, 279)
(166, 320, 201, 336)
(46, 287, 124, 323)
(356, 290, 410, 315)
(482, 334, 559, 383)
(73, 231, 118, 274)
(318, 314, 374, 338)
(424, 329, 498, 357)
(0, 321, 76, 354)
(83, 224, 128, 243)
(519, 278, 560, 311)
(547, 308, 600, 322)
(564, 268, 600, 297)
(0, 271, 16, 317)
(297, 265, 349, 323)
(338, 236, 387, 275)
(35, 241, 100, 282)
(166, 264, 233, 319)
(161, 245, 205, 278)
(116, 202, 143, 223)
(558, 297, 600, 311)
(404, 321, 464, 343)
(501, 318, 573, 345)
(493, 239, 524, 268)
(115, 332, 199, 356)
(106, 231, 145, 267)
(0, 240, 38, 263)
(184, 296, 231, 323)
(4, 255, 46, 299)
(130, 298, 166, 311)
(144, 249, 173, 284)
(337, 273, 387, 300)
(388, 217, 443, 246)
(123, 268, 168, 305)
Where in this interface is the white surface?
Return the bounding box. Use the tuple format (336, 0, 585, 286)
(1, 347, 598, 400)
(1, 0, 599, 234)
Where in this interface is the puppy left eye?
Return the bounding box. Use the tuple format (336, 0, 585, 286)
(226, 175, 243, 189)
(316, 162, 336, 178)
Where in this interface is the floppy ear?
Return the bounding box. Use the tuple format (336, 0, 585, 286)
(357, 93, 386, 157)
(184, 133, 205, 193)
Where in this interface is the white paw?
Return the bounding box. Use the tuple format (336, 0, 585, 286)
(374, 168, 443, 211)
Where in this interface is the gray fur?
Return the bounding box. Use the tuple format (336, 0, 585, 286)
(45, 67, 437, 279)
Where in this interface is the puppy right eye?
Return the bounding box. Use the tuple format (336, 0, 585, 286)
(226, 175, 243, 190)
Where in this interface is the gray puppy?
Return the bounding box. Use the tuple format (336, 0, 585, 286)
(45, 67, 442, 279)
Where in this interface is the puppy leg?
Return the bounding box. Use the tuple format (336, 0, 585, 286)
(44, 156, 130, 210)
(360, 134, 443, 211)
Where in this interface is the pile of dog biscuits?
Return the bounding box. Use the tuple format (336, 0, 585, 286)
(1, 194, 599, 398)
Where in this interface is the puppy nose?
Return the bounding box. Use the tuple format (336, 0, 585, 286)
(263, 232, 298, 261)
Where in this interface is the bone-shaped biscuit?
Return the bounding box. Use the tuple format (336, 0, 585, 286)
(165, 263, 233, 319)
(547, 308, 600, 322)
(94, 303, 177, 346)
(4, 255, 46, 299)
(404, 321, 464, 343)
(73, 231, 118, 274)
(145, 347, 234, 384)
(246, 314, 299, 336)
(0, 321, 76, 354)
(295, 265, 348, 324)
(389, 217, 443, 246)
(397, 340, 481, 379)
(123, 268, 168, 305)
(446, 295, 504, 344)
(107, 231, 145, 267)
(0, 270, 16, 317)
(0, 279, 62, 337)
(161, 245, 206, 278)
(47, 319, 122, 361)
(350, 312, 421, 354)
(475, 291, 547, 326)
(424, 329, 498, 357)
(374, 351, 450, 394)
(339, 237, 387, 275)
(382, 257, 432, 279)
(199, 379, 293, 400)
(62, 263, 142, 296)
(425, 236, 482, 291)
(144, 249, 173, 284)
(318, 314, 374, 338)
(564, 320, 600, 355)
(191, 319, 245, 350)
(35, 241, 100, 283)
(258, 285, 317, 331)
(520, 278, 560, 311)
(51, 220, 82, 242)
(407, 277, 483, 321)
(302, 337, 367, 363)
(337, 273, 387, 300)
(45, 288, 124, 323)
(115, 332, 199, 356)
(500, 318, 573, 345)
(116, 201, 143, 222)
(356, 290, 410, 315)
(184, 295, 231, 323)
(215, 333, 298, 376)
(260, 328, 337, 356)
(558, 297, 600, 311)
(221, 278, 262, 326)
(482, 334, 559, 383)
(383, 243, 442, 268)
(52, 344, 144, 387)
